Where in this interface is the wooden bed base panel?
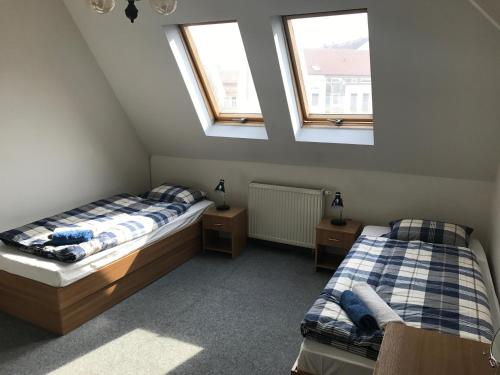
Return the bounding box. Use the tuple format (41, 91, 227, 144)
(0, 221, 202, 335)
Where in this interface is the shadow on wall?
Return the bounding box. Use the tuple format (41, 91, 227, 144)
(490, 164, 500, 297)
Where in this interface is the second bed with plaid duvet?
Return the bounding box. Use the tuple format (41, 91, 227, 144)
(0, 194, 190, 263)
(301, 235, 494, 360)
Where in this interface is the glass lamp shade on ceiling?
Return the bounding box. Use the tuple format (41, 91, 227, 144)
(150, 0, 178, 15)
(89, 0, 178, 16)
(89, 0, 116, 14)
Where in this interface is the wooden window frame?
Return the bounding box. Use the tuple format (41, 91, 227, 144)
(283, 10, 373, 129)
(180, 21, 264, 126)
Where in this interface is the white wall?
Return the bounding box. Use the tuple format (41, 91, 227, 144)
(492, 165, 500, 293)
(471, 0, 500, 30)
(0, 0, 150, 232)
(152, 155, 494, 248)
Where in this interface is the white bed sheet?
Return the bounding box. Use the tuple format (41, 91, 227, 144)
(0, 200, 214, 287)
(297, 225, 500, 375)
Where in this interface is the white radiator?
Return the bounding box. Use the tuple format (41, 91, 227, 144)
(248, 182, 325, 249)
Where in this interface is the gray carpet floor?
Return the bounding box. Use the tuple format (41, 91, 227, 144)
(0, 243, 330, 375)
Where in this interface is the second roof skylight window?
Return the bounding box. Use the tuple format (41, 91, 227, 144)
(284, 10, 373, 127)
(181, 22, 263, 125)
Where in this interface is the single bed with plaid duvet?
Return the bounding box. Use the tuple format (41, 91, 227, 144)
(0, 194, 189, 263)
(301, 235, 494, 360)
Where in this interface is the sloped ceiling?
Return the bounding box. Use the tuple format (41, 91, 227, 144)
(471, 0, 500, 30)
(64, 0, 500, 181)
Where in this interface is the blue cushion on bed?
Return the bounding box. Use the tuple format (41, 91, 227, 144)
(142, 184, 206, 205)
(50, 229, 94, 246)
(340, 290, 379, 333)
(384, 219, 473, 247)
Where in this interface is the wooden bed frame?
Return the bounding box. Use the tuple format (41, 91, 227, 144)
(0, 221, 202, 335)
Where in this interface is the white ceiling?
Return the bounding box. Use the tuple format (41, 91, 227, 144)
(64, 0, 500, 181)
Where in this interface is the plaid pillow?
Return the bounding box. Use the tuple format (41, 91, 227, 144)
(142, 184, 206, 205)
(384, 219, 473, 248)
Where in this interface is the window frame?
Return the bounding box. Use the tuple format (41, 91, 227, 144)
(180, 21, 264, 126)
(283, 9, 373, 129)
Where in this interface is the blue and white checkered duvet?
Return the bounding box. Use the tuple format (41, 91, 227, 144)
(301, 235, 494, 360)
(0, 194, 189, 263)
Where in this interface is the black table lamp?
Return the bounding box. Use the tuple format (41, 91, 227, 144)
(331, 192, 346, 226)
(214, 179, 230, 211)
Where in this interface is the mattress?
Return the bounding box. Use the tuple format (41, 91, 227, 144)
(297, 225, 500, 375)
(0, 200, 214, 287)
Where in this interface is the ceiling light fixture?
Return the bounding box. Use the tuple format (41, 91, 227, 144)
(89, 0, 178, 23)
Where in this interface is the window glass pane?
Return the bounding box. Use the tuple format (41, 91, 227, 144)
(350, 93, 358, 113)
(362, 93, 370, 112)
(311, 92, 319, 106)
(185, 22, 261, 115)
(288, 12, 372, 117)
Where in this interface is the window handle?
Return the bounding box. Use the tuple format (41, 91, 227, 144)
(328, 119, 344, 126)
(231, 118, 248, 124)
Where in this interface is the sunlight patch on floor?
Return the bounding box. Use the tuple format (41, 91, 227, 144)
(48, 329, 204, 375)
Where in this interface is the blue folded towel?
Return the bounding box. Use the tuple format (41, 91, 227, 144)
(50, 229, 94, 246)
(340, 290, 379, 333)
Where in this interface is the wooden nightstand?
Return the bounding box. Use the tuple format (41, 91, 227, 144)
(374, 323, 496, 375)
(315, 218, 362, 271)
(202, 207, 247, 258)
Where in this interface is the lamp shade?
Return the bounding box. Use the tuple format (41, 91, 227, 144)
(89, 0, 116, 14)
(149, 0, 178, 15)
(332, 192, 344, 208)
(215, 179, 226, 193)
(331, 192, 346, 226)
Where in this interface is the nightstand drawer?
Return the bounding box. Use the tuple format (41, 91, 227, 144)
(203, 215, 232, 232)
(317, 229, 347, 248)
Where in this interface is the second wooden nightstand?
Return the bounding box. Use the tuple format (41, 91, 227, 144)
(315, 218, 362, 271)
(202, 207, 247, 258)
